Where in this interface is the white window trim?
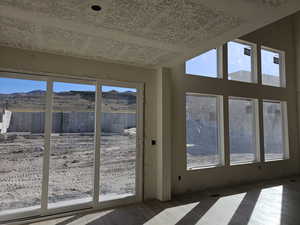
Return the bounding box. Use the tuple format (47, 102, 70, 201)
(185, 92, 224, 170)
(184, 39, 290, 172)
(261, 46, 286, 88)
(228, 96, 260, 165)
(185, 47, 223, 79)
(227, 39, 258, 84)
(262, 99, 289, 162)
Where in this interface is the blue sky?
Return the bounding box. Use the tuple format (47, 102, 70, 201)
(0, 78, 47, 94)
(0, 78, 136, 94)
(186, 41, 279, 77)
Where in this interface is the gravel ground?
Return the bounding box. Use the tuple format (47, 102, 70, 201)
(0, 133, 136, 212)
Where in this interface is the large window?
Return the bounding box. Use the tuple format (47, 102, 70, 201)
(228, 41, 255, 83)
(186, 49, 219, 78)
(261, 47, 285, 87)
(263, 101, 288, 161)
(0, 74, 143, 222)
(229, 97, 259, 164)
(186, 93, 223, 169)
(185, 40, 286, 88)
(185, 39, 290, 170)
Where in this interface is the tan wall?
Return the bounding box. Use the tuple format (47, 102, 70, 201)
(0, 46, 158, 200)
(293, 12, 300, 180)
(171, 16, 300, 195)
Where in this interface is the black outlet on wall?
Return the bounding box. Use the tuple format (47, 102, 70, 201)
(152, 140, 156, 145)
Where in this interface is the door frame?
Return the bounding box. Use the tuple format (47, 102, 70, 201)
(0, 69, 144, 223)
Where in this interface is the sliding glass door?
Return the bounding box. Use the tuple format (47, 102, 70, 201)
(48, 82, 96, 208)
(0, 73, 143, 222)
(99, 85, 137, 202)
(0, 77, 46, 216)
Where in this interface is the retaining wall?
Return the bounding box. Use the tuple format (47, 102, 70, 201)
(6, 112, 136, 134)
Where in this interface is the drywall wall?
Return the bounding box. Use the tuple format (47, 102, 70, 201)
(293, 12, 300, 177)
(170, 16, 300, 195)
(0, 46, 158, 200)
(156, 68, 172, 201)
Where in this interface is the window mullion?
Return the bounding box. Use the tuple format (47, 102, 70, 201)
(257, 43, 262, 85)
(254, 99, 261, 162)
(281, 102, 290, 159)
(41, 80, 53, 214)
(280, 51, 286, 87)
(93, 82, 102, 206)
(223, 95, 230, 166)
(258, 99, 265, 162)
(222, 43, 228, 80)
(217, 46, 223, 78)
(218, 96, 225, 166)
(252, 43, 258, 83)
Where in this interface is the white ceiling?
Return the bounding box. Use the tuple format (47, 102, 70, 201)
(0, 0, 299, 67)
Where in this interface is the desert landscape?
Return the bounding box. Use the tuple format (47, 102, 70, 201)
(0, 88, 137, 213)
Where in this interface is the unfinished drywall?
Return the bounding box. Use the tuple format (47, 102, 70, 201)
(292, 11, 300, 181)
(0, 46, 158, 200)
(170, 15, 300, 195)
(156, 68, 172, 201)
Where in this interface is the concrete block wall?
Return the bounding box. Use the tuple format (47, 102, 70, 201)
(7, 112, 136, 134)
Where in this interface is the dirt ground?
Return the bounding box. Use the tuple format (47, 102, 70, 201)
(0, 133, 136, 212)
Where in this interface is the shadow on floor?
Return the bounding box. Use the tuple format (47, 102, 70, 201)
(227, 189, 261, 225)
(50, 178, 300, 225)
(85, 196, 219, 225)
(280, 180, 300, 225)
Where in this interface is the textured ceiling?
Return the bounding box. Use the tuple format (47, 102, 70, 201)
(0, 0, 299, 67)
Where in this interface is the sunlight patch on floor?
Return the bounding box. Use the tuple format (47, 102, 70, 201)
(195, 193, 246, 225)
(144, 202, 200, 225)
(248, 185, 283, 225)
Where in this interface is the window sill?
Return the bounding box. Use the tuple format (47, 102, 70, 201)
(185, 73, 222, 79)
(187, 164, 224, 171)
(264, 158, 289, 163)
(230, 160, 258, 166)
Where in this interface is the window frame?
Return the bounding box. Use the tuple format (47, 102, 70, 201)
(0, 70, 144, 222)
(227, 39, 258, 84)
(184, 39, 290, 171)
(185, 47, 223, 79)
(262, 99, 289, 162)
(185, 92, 224, 170)
(228, 96, 260, 165)
(260, 46, 286, 88)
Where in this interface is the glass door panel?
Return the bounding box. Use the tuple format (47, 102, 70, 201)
(48, 82, 95, 208)
(0, 76, 143, 221)
(99, 85, 137, 202)
(0, 77, 46, 214)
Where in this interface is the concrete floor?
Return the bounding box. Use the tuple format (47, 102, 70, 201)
(30, 176, 300, 225)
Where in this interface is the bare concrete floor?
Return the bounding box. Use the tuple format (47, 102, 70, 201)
(28, 176, 300, 225)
